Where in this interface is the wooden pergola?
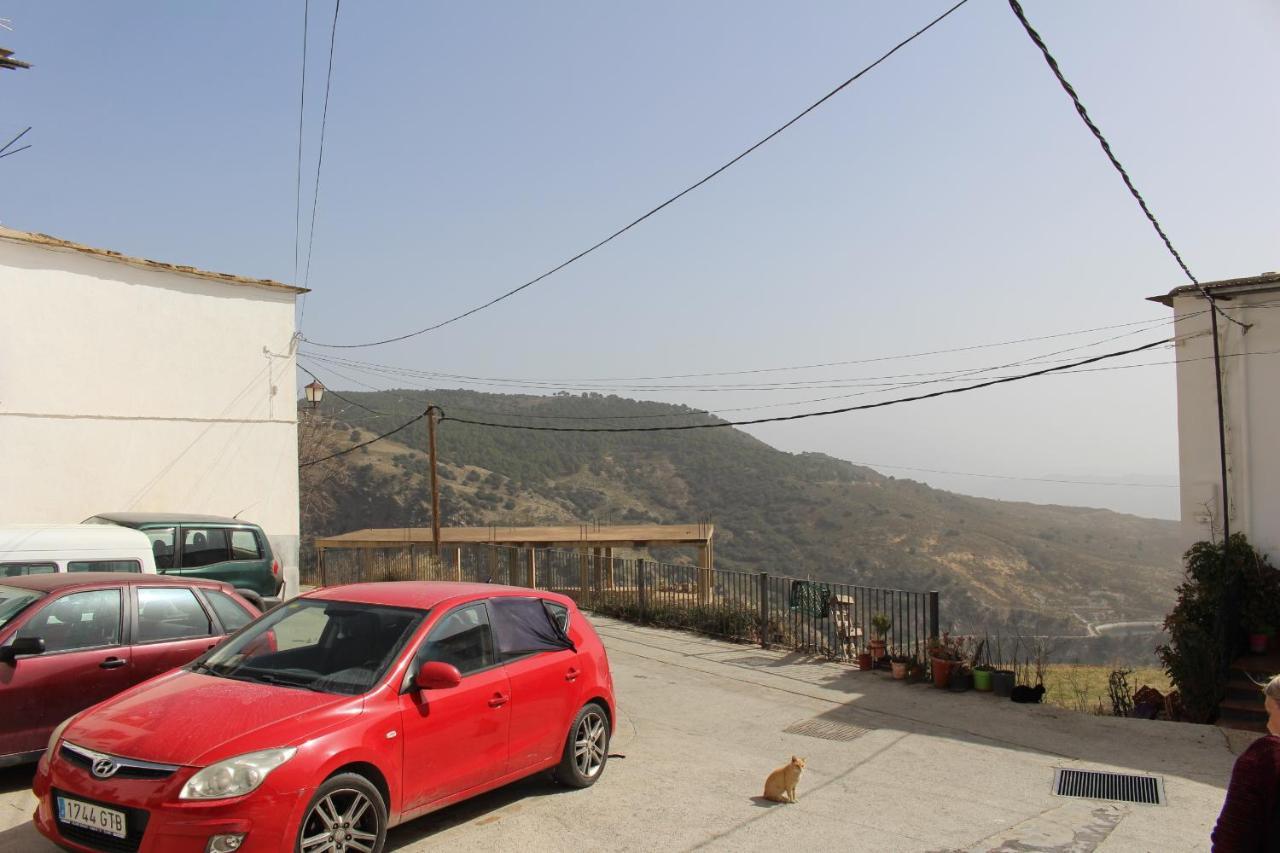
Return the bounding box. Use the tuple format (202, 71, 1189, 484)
(314, 522, 716, 595)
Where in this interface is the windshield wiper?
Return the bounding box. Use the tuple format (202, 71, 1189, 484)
(188, 660, 221, 676)
(235, 671, 326, 693)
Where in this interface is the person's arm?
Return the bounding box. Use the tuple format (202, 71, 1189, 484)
(1212, 739, 1278, 852)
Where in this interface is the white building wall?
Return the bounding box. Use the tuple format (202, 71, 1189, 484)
(0, 234, 303, 595)
(1170, 289, 1280, 562)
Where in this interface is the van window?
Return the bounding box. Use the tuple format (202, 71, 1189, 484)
(230, 530, 262, 561)
(68, 560, 142, 573)
(182, 528, 230, 568)
(2, 562, 57, 577)
(144, 528, 176, 570)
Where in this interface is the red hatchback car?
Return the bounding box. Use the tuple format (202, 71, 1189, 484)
(0, 572, 259, 767)
(33, 581, 616, 853)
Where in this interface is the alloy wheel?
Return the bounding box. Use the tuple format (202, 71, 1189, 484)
(299, 788, 380, 853)
(573, 708, 608, 779)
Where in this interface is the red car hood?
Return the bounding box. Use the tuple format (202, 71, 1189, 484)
(62, 669, 361, 766)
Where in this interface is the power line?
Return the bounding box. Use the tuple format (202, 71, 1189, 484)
(440, 338, 1170, 432)
(300, 406, 432, 467)
(0, 126, 30, 156)
(1005, 0, 1245, 334)
(292, 0, 310, 302)
(301, 0, 341, 301)
(298, 317, 1181, 393)
(301, 0, 973, 349)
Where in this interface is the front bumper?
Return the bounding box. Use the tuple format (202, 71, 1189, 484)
(33, 748, 304, 853)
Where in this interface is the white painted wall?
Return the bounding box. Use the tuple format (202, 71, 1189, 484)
(0, 233, 303, 595)
(1168, 287, 1280, 562)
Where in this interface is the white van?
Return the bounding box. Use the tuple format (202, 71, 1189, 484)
(0, 525, 158, 577)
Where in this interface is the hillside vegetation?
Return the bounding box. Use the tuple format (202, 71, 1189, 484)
(301, 389, 1185, 640)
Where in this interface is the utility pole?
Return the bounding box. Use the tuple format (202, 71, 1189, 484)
(427, 405, 441, 557)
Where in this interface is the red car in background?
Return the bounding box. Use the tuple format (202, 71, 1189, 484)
(33, 581, 616, 853)
(0, 572, 259, 767)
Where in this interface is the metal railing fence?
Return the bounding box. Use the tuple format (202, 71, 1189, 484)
(316, 542, 938, 662)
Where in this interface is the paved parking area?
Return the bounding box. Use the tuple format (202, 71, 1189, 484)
(0, 617, 1240, 851)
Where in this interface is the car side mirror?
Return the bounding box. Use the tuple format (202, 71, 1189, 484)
(415, 661, 462, 691)
(0, 637, 45, 664)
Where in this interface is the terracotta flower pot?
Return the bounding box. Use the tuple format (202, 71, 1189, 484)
(891, 661, 908, 680)
(857, 652, 873, 671)
(931, 657, 953, 689)
(1249, 633, 1270, 655)
(869, 640, 887, 661)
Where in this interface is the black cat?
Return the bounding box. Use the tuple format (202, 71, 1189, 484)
(1010, 684, 1045, 704)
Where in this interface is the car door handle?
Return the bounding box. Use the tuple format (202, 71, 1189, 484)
(99, 657, 127, 670)
(488, 693, 508, 708)
(565, 667, 580, 682)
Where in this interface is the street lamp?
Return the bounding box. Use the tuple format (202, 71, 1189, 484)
(303, 380, 326, 410)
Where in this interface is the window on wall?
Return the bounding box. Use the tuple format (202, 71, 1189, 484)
(17, 589, 122, 652)
(182, 529, 230, 568)
(137, 587, 212, 642)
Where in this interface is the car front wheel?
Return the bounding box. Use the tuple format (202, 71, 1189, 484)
(296, 772, 386, 853)
(554, 702, 610, 788)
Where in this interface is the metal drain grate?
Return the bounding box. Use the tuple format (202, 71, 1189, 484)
(783, 718, 871, 742)
(1052, 768, 1166, 806)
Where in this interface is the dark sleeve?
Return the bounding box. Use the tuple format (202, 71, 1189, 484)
(1212, 737, 1280, 853)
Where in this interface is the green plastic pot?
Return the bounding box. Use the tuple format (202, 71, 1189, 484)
(973, 668, 993, 692)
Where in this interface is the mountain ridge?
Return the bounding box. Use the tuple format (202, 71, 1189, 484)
(299, 388, 1186, 639)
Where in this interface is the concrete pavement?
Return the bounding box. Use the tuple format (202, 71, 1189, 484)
(0, 617, 1242, 851)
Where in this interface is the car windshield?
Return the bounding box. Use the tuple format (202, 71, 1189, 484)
(193, 598, 425, 696)
(0, 585, 45, 630)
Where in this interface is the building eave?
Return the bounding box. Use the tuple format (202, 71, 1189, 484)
(1147, 272, 1280, 307)
(0, 226, 309, 295)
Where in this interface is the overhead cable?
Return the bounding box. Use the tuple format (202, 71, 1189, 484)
(292, 0, 310, 292)
(301, 0, 973, 349)
(300, 407, 432, 467)
(439, 338, 1171, 432)
(1006, 0, 1245, 332)
(300, 0, 342, 309)
(297, 362, 385, 415)
(847, 461, 1178, 489)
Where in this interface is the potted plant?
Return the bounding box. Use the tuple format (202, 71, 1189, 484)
(906, 656, 927, 684)
(929, 634, 964, 689)
(869, 613, 891, 661)
(890, 653, 911, 680)
(1245, 598, 1274, 655)
(949, 660, 973, 692)
(857, 651, 874, 671)
(971, 636, 994, 692)
(991, 632, 1015, 697)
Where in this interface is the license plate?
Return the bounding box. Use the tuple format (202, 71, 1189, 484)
(56, 796, 127, 839)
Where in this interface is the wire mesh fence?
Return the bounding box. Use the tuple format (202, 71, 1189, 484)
(315, 542, 937, 661)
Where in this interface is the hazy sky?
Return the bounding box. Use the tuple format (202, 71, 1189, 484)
(4, 1, 1278, 519)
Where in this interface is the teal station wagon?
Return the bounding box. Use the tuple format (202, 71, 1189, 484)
(84, 513, 283, 609)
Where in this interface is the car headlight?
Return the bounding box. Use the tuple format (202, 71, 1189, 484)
(179, 748, 296, 800)
(46, 716, 75, 754)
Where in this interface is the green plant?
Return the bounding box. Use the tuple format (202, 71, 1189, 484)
(1157, 534, 1276, 723)
(870, 612, 892, 639)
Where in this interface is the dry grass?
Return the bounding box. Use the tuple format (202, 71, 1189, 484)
(1043, 664, 1170, 715)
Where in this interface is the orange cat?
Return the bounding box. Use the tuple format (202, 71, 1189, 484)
(762, 755, 805, 803)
